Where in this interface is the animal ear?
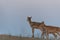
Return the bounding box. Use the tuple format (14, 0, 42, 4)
(28, 16, 32, 18)
(31, 16, 32, 18)
(41, 21, 44, 24)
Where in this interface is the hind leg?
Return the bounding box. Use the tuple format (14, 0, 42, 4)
(53, 33, 57, 40)
(57, 33, 60, 36)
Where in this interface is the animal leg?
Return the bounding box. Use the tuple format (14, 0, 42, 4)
(41, 32, 45, 40)
(53, 33, 57, 40)
(57, 32, 60, 36)
(46, 32, 49, 40)
(32, 28, 34, 38)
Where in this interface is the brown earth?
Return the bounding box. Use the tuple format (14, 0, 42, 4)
(0, 34, 40, 40)
(0, 34, 57, 40)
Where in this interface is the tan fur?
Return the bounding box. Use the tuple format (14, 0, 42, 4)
(27, 16, 45, 39)
(39, 22, 60, 40)
(27, 16, 59, 40)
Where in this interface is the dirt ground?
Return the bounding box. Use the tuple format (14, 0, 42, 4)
(0, 34, 59, 40)
(19, 37, 40, 40)
(0, 34, 40, 40)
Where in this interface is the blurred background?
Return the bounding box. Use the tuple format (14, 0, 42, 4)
(0, 0, 60, 38)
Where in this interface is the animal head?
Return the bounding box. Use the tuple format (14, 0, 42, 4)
(27, 16, 32, 21)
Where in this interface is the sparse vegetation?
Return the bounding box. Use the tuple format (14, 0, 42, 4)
(0, 34, 59, 40)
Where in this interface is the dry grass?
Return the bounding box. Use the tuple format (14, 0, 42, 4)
(0, 34, 41, 40)
(0, 34, 59, 40)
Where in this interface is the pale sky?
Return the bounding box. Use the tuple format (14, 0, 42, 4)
(0, 0, 60, 37)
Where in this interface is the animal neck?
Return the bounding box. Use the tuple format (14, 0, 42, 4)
(44, 24, 46, 26)
(28, 19, 32, 24)
(42, 23, 46, 27)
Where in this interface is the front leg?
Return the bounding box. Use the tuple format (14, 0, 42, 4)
(32, 28, 34, 38)
(41, 31, 45, 40)
(46, 32, 49, 40)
